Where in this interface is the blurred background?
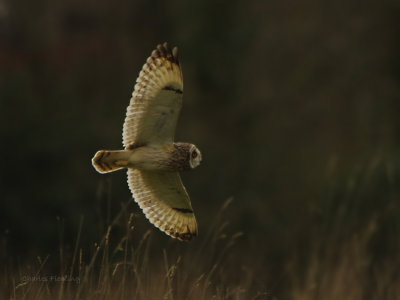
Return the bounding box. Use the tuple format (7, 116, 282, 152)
(1, 0, 399, 298)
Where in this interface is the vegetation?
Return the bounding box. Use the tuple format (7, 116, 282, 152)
(2, 174, 400, 299)
(1, 0, 399, 299)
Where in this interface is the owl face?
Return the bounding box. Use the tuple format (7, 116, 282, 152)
(189, 145, 202, 169)
(171, 142, 201, 171)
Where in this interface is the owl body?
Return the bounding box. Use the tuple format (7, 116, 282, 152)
(92, 43, 202, 241)
(92, 142, 201, 173)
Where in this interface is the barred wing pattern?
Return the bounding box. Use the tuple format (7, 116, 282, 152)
(127, 169, 198, 241)
(123, 43, 183, 148)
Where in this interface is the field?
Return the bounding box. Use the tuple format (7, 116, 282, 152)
(1, 0, 399, 299)
(3, 174, 400, 299)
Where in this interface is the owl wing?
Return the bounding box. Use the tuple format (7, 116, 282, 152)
(127, 169, 197, 241)
(123, 43, 183, 148)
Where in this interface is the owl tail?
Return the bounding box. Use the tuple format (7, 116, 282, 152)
(92, 150, 130, 174)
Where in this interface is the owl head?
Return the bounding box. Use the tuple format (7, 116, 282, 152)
(172, 142, 202, 171)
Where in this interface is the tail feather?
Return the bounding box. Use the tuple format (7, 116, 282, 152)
(92, 150, 130, 174)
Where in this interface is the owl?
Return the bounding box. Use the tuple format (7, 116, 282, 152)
(92, 43, 202, 241)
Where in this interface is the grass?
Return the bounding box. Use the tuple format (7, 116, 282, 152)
(289, 219, 400, 300)
(3, 198, 255, 300)
(2, 157, 400, 299)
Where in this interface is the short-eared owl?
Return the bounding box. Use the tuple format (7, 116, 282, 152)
(92, 43, 202, 241)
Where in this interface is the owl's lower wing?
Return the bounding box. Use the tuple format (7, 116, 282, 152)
(127, 169, 197, 241)
(123, 43, 183, 148)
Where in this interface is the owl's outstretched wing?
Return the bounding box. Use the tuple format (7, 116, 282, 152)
(127, 169, 197, 241)
(123, 43, 183, 149)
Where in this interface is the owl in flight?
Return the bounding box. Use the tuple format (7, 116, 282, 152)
(92, 43, 202, 241)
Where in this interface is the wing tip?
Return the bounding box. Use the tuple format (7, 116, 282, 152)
(157, 215, 198, 242)
(152, 42, 180, 65)
(167, 225, 198, 242)
(143, 209, 198, 242)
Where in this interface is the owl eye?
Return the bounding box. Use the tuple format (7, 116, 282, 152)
(191, 151, 198, 159)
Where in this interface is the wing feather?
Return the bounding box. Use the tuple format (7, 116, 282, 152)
(127, 169, 197, 241)
(123, 43, 184, 148)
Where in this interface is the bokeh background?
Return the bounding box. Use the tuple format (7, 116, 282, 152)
(1, 0, 399, 298)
